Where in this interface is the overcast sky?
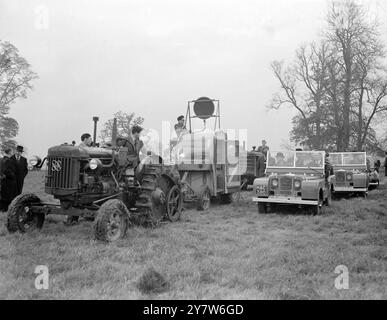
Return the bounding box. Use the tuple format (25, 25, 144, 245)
(1, 0, 387, 157)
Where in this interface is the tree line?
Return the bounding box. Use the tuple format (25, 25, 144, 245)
(269, 0, 387, 153)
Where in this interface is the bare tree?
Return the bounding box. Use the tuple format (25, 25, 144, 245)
(269, 0, 387, 152)
(0, 40, 38, 146)
(269, 41, 333, 149)
(325, 0, 384, 150)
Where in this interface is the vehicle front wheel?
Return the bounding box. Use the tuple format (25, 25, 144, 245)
(7, 193, 44, 233)
(257, 202, 267, 214)
(94, 199, 130, 242)
(220, 193, 233, 204)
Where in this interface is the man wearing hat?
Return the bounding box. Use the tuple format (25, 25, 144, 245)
(174, 115, 187, 138)
(10, 145, 29, 195)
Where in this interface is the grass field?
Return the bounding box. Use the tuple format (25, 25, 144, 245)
(0, 170, 386, 299)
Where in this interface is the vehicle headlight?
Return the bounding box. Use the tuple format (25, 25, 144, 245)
(29, 157, 38, 166)
(294, 180, 301, 189)
(346, 173, 352, 180)
(271, 178, 278, 188)
(89, 159, 100, 170)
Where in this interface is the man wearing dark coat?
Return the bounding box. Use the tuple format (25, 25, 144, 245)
(0, 148, 18, 212)
(116, 125, 144, 168)
(10, 145, 28, 196)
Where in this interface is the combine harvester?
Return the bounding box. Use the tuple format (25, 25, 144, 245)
(170, 97, 245, 210)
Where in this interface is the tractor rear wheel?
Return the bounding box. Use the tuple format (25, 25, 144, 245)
(197, 186, 211, 211)
(7, 193, 44, 233)
(94, 199, 130, 242)
(135, 164, 177, 225)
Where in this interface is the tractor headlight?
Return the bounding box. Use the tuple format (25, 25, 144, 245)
(346, 173, 352, 181)
(294, 180, 301, 189)
(29, 156, 38, 166)
(271, 178, 279, 188)
(89, 158, 100, 170)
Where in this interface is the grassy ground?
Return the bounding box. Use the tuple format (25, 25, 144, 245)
(0, 170, 386, 299)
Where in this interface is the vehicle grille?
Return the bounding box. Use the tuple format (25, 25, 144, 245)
(279, 176, 293, 195)
(45, 157, 74, 189)
(336, 171, 345, 183)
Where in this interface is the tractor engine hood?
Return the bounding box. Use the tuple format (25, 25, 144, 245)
(48, 144, 114, 159)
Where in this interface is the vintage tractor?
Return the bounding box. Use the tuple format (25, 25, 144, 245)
(6, 119, 183, 242)
(170, 97, 243, 210)
(240, 148, 266, 190)
(329, 152, 369, 197)
(252, 150, 331, 215)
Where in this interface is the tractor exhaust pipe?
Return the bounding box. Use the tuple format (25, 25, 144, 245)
(111, 118, 118, 147)
(93, 116, 99, 147)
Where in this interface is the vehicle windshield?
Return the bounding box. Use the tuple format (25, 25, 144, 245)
(267, 151, 324, 168)
(329, 152, 366, 166)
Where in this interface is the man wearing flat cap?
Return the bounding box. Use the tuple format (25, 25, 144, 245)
(174, 115, 187, 138)
(10, 145, 28, 196)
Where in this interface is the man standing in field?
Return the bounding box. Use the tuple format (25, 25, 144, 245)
(10, 145, 28, 196)
(0, 148, 18, 212)
(257, 140, 269, 158)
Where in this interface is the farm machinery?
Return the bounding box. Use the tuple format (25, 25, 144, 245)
(240, 148, 266, 190)
(6, 119, 183, 242)
(170, 97, 243, 210)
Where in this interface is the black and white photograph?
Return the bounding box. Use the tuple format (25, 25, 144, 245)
(0, 0, 386, 304)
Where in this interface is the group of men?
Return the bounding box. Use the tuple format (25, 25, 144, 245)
(0, 145, 29, 212)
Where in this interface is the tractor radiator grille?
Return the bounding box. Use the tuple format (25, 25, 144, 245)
(45, 157, 74, 189)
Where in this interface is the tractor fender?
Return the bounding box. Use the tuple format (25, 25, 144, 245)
(160, 173, 179, 187)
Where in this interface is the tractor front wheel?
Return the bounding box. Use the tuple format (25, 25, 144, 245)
(7, 193, 44, 233)
(166, 185, 183, 222)
(94, 199, 130, 242)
